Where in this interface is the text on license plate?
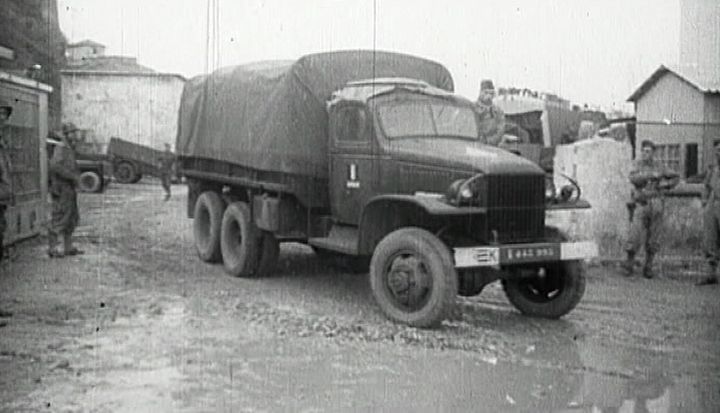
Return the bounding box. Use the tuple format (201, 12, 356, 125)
(502, 244, 560, 263)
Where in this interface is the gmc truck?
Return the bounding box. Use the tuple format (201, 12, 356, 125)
(176, 51, 597, 328)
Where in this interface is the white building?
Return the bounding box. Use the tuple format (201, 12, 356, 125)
(61, 40, 185, 151)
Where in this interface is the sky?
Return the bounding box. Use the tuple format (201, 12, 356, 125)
(57, 0, 681, 111)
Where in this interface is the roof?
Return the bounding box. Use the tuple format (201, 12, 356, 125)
(64, 55, 155, 73)
(628, 65, 720, 101)
(68, 39, 105, 48)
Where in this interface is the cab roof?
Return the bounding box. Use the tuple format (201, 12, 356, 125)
(328, 77, 467, 108)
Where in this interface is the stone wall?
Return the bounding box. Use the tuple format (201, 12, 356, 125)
(61, 74, 185, 150)
(547, 138, 633, 258)
(0, 0, 66, 129)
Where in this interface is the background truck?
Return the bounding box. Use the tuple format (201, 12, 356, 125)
(177, 50, 597, 328)
(70, 128, 111, 193)
(107, 137, 172, 184)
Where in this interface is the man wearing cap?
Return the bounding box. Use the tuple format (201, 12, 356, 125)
(474, 79, 506, 146)
(159, 143, 175, 201)
(0, 98, 14, 265)
(698, 140, 720, 285)
(47, 124, 82, 258)
(621, 140, 680, 278)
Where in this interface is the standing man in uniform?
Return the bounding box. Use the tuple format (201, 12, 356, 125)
(622, 140, 680, 278)
(474, 79, 506, 146)
(47, 125, 83, 258)
(159, 143, 175, 201)
(698, 140, 720, 285)
(0, 98, 14, 265)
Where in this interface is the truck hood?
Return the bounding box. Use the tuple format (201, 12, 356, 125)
(386, 138, 544, 175)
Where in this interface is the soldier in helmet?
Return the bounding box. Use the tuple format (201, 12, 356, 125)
(47, 123, 83, 258)
(474, 79, 506, 146)
(621, 140, 680, 278)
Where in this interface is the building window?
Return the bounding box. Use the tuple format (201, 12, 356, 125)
(684, 143, 699, 180)
(655, 144, 681, 174)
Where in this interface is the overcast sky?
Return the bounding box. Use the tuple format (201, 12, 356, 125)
(57, 0, 680, 110)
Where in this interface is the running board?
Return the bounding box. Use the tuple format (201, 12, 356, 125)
(308, 225, 359, 255)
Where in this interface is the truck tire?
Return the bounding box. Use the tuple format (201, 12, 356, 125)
(193, 191, 225, 263)
(220, 202, 259, 277)
(78, 171, 102, 193)
(114, 161, 137, 184)
(502, 261, 586, 319)
(369, 227, 457, 328)
(255, 231, 279, 277)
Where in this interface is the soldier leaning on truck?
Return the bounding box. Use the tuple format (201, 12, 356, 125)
(160, 143, 175, 201)
(47, 126, 83, 258)
(698, 140, 720, 286)
(474, 79, 506, 146)
(622, 140, 680, 278)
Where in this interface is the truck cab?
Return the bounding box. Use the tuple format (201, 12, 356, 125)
(179, 55, 597, 328)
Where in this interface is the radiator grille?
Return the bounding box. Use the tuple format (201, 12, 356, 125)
(486, 174, 545, 242)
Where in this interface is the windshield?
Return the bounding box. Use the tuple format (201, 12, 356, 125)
(377, 100, 479, 140)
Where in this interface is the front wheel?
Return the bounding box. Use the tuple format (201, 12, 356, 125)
(370, 228, 457, 328)
(502, 261, 586, 318)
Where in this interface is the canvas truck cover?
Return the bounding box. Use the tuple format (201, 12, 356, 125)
(176, 50, 454, 180)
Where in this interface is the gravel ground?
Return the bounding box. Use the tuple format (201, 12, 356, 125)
(0, 182, 718, 412)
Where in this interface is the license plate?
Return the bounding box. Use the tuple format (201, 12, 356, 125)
(502, 244, 560, 264)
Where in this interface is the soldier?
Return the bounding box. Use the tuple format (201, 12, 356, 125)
(697, 140, 720, 286)
(159, 143, 175, 201)
(474, 79, 506, 146)
(621, 140, 680, 278)
(47, 125, 83, 258)
(0, 98, 13, 265)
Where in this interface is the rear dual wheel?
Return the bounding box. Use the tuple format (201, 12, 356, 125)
(220, 201, 278, 277)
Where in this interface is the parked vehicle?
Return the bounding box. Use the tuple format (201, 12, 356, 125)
(107, 137, 169, 184)
(71, 129, 110, 193)
(177, 51, 597, 328)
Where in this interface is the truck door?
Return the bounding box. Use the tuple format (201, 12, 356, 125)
(329, 105, 377, 225)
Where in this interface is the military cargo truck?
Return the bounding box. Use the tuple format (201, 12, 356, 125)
(177, 51, 597, 328)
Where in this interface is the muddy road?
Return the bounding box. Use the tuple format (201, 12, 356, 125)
(0, 182, 719, 412)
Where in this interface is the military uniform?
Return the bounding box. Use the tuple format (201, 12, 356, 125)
(700, 163, 720, 284)
(623, 158, 679, 277)
(48, 139, 81, 257)
(475, 102, 506, 146)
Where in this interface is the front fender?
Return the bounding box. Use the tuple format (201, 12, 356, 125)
(357, 194, 486, 255)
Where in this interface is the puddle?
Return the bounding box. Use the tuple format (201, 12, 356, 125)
(197, 337, 718, 413)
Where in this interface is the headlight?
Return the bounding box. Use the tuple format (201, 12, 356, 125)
(459, 183, 474, 199)
(446, 174, 484, 206)
(546, 173, 582, 204)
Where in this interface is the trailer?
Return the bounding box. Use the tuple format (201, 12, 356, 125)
(107, 137, 171, 184)
(0, 71, 51, 246)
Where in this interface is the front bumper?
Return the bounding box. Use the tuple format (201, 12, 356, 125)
(454, 241, 598, 268)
